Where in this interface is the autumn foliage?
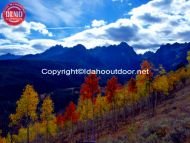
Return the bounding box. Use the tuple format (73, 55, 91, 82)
(127, 78, 137, 94)
(141, 60, 153, 80)
(106, 76, 121, 103)
(56, 114, 65, 128)
(1, 53, 190, 143)
(80, 73, 100, 101)
(64, 102, 79, 124)
(56, 102, 79, 128)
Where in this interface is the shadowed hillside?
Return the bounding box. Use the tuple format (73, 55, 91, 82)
(99, 81, 190, 143)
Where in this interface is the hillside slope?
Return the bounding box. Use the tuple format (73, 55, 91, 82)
(99, 83, 190, 143)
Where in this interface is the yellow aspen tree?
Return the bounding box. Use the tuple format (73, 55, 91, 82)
(176, 67, 188, 85)
(187, 51, 190, 65)
(152, 74, 169, 115)
(167, 71, 179, 91)
(153, 75, 169, 95)
(77, 97, 93, 121)
(136, 74, 148, 99)
(12, 127, 36, 143)
(94, 94, 109, 138)
(40, 96, 57, 142)
(10, 84, 39, 143)
(94, 94, 109, 118)
(77, 97, 93, 141)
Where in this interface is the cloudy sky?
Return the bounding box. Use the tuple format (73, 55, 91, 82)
(0, 0, 190, 55)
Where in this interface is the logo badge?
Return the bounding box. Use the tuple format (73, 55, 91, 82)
(2, 2, 25, 26)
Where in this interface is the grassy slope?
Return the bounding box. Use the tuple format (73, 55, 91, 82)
(99, 83, 190, 143)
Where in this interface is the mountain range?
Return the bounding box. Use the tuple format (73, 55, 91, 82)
(1, 42, 189, 70)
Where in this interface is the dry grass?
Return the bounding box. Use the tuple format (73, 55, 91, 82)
(98, 84, 190, 143)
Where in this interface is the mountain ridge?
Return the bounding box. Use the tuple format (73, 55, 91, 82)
(0, 42, 188, 71)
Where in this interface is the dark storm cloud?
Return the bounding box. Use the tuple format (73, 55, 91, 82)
(105, 25, 139, 41)
(178, 31, 190, 41)
(32, 43, 49, 51)
(138, 13, 162, 23)
(152, 0, 172, 7)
